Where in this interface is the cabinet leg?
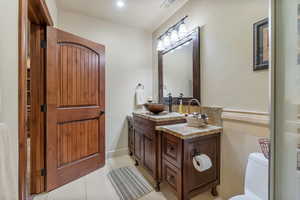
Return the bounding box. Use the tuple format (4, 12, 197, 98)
(154, 182, 160, 192)
(211, 186, 218, 197)
(134, 160, 139, 166)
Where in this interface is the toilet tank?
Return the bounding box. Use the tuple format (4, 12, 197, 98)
(244, 153, 269, 200)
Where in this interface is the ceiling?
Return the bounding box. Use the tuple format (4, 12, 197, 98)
(56, 0, 189, 31)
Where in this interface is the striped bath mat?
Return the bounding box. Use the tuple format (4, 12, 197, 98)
(107, 166, 153, 200)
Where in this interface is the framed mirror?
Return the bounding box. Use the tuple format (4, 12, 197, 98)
(158, 27, 200, 104)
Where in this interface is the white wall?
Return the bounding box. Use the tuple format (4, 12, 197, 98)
(153, 0, 269, 112)
(45, 0, 58, 27)
(58, 10, 153, 155)
(0, 0, 19, 199)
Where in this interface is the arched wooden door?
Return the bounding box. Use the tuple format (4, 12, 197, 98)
(46, 27, 105, 191)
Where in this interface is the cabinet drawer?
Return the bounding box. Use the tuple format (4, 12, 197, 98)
(162, 133, 182, 168)
(133, 116, 153, 131)
(163, 160, 181, 193)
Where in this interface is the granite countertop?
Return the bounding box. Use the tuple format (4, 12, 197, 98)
(133, 111, 186, 122)
(156, 123, 222, 139)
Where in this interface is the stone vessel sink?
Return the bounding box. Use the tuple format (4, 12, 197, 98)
(144, 103, 165, 114)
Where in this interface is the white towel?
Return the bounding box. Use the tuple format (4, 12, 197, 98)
(0, 123, 18, 200)
(135, 88, 146, 106)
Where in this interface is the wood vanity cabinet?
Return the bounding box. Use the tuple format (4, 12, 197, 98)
(132, 114, 186, 190)
(161, 132, 221, 200)
(127, 116, 134, 156)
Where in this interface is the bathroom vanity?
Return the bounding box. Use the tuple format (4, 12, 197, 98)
(131, 111, 222, 200)
(130, 25, 223, 199)
(157, 123, 222, 200)
(132, 112, 186, 190)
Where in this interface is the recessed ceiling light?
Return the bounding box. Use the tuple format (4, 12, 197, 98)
(116, 0, 125, 8)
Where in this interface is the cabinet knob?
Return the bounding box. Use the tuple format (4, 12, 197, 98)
(99, 110, 105, 115)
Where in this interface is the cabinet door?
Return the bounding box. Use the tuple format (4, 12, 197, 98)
(128, 126, 134, 154)
(183, 135, 220, 191)
(134, 130, 143, 161)
(143, 132, 155, 175)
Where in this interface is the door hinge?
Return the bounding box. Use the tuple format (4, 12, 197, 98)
(41, 168, 46, 177)
(40, 104, 47, 112)
(41, 40, 47, 49)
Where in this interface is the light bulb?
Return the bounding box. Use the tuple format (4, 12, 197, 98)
(116, 0, 125, 8)
(178, 23, 187, 38)
(163, 35, 170, 49)
(157, 39, 164, 51)
(170, 29, 179, 44)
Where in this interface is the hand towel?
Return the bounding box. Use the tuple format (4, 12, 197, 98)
(136, 88, 146, 106)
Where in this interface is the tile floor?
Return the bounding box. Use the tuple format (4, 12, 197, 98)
(34, 155, 222, 200)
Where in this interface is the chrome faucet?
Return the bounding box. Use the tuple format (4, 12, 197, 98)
(188, 99, 208, 124)
(188, 99, 201, 114)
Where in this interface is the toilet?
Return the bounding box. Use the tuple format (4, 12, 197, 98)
(230, 153, 269, 200)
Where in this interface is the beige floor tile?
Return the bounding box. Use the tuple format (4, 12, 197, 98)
(33, 155, 224, 200)
(85, 165, 119, 200)
(107, 155, 135, 169)
(191, 191, 223, 200)
(33, 193, 48, 200)
(140, 191, 170, 200)
(47, 177, 86, 200)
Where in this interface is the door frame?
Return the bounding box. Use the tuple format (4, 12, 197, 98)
(19, 0, 53, 200)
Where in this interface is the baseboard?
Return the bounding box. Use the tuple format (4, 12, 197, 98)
(106, 147, 129, 159)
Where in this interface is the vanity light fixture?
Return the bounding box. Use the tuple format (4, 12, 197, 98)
(156, 15, 188, 51)
(116, 0, 125, 8)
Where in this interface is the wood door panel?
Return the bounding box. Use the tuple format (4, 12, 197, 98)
(30, 23, 46, 194)
(46, 27, 105, 191)
(58, 44, 99, 107)
(58, 119, 99, 167)
(134, 130, 142, 161)
(143, 134, 155, 175)
(57, 107, 101, 123)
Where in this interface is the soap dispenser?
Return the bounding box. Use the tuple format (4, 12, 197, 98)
(168, 93, 173, 113)
(178, 93, 184, 114)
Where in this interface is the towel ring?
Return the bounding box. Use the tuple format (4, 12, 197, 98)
(136, 83, 144, 89)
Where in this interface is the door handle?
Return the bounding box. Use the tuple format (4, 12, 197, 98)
(99, 110, 105, 115)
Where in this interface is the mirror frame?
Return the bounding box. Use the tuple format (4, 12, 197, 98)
(158, 26, 200, 105)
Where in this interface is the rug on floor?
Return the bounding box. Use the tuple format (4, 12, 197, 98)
(107, 166, 153, 200)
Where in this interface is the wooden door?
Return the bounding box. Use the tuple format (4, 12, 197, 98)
(46, 27, 105, 191)
(29, 23, 46, 194)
